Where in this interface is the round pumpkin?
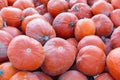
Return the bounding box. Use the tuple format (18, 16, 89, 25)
(47, 0, 69, 17)
(43, 12, 54, 24)
(7, 35, 45, 71)
(76, 45, 106, 76)
(22, 8, 39, 18)
(0, 0, 8, 10)
(92, 14, 113, 37)
(0, 62, 19, 80)
(0, 7, 23, 27)
(70, 3, 92, 19)
(36, 4, 47, 15)
(75, 18, 95, 41)
(52, 12, 78, 39)
(0, 30, 13, 63)
(13, 0, 34, 10)
(33, 71, 53, 80)
(41, 37, 76, 76)
(58, 70, 88, 80)
(21, 14, 46, 33)
(107, 48, 120, 80)
(77, 35, 105, 52)
(26, 18, 56, 45)
(10, 71, 39, 80)
(95, 73, 114, 80)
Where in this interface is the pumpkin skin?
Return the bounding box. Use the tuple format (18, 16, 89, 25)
(10, 71, 39, 80)
(70, 3, 92, 19)
(76, 45, 106, 76)
(75, 18, 95, 41)
(0, 7, 23, 27)
(41, 38, 76, 76)
(67, 38, 78, 48)
(2, 26, 22, 37)
(95, 73, 114, 80)
(0, 0, 8, 10)
(36, 4, 47, 15)
(0, 30, 13, 63)
(0, 62, 19, 80)
(33, 71, 53, 80)
(7, 0, 16, 6)
(26, 18, 56, 45)
(111, 0, 120, 9)
(7, 35, 45, 71)
(58, 70, 88, 80)
(107, 48, 120, 80)
(0, 16, 3, 29)
(22, 8, 39, 18)
(43, 12, 54, 24)
(13, 0, 34, 10)
(52, 12, 78, 39)
(40, 0, 49, 6)
(111, 26, 120, 48)
(47, 0, 69, 17)
(21, 14, 46, 33)
(77, 35, 105, 52)
(92, 14, 113, 37)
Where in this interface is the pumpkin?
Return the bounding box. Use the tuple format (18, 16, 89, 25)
(74, 18, 95, 41)
(91, 0, 113, 16)
(77, 35, 105, 52)
(88, 0, 109, 6)
(39, 0, 49, 6)
(0, 16, 3, 29)
(32, 0, 42, 7)
(26, 18, 56, 45)
(111, 26, 120, 48)
(70, 3, 92, 19)
(13, 0, 35, 10)
(76, 45, 106, 76)
(41, 37, 76, 76)
(111, 0, 120, 9)
(22, 8, 39, 18)
(67, 38, 78, 48)
(47, 0, 69, 17)
(7, 35, 45, 71)
(10, 71, 39, 80)
(95, 73, 114, 80)
(2, 26, 22, 37)
(58, 70, 88, 80)
(0, 30, 13, 62)
(43, 12, 54, 24)
(36, 4, 47, 15)
(92, 14, 113, 37)
(0, 0, 8, 10)
(0, 7, 23, 27)
(21, 14, 46, 33)
(107, 48, 120, 80)
(0, 62, 19, 80)
(52, 12, 78, 39)
(33, 71, 53, 80)
(7, 0, 16, 6)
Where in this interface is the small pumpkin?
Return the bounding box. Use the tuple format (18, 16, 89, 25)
(0, 0, 8, 10)
(0, 62, 19, 80)
(7, 35, 45, 71)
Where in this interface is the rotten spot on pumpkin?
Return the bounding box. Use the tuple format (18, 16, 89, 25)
(0, 70, 3, 76)
(26, 48, 32, 53)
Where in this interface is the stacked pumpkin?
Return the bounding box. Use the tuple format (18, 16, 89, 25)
(0, 0, 120, 80)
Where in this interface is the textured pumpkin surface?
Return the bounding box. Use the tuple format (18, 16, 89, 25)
(41, 38, 76, 76)
(7, 35, 45, 71)
(0, 0, 8, 10)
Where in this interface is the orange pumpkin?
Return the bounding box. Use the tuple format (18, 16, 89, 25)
(33, 71, 53, 80)
(58, 70, 88, 80)
(0, 0, 8, 10)
(111, 0, 120, 9)
(52, 12, 78, 39)
(7, 35, 45, 71)
(0, 7, 23, 27)
(67, 38, 78, 48)
(39, 0, 49, 6)
(0, 62, 19, 80)
(10, 71, 39, 80)
(13, 0, 34, 10)
(76, 45, 106, 76)
(36, 4, 47, 15)
(26, 18, 56, 45)
(41, 38, 76, 76)
(0, 30, 13, 62)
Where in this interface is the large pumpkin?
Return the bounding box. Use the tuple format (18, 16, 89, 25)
(0, 0, 8, 10)
(52, 12, 78, 39)
(7, 35, 45, 71)
(0, 30, 13, 62)
(41, 38, 76, 76)
(0, 7, 23, 27)
(26, 18, 56, 45)
(0, 62, 19, 80)
(10, 71, 39, 80)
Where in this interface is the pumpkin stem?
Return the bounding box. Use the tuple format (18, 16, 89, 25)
(101, 36, 106, 43)
(0, 70, 3, 76)
(43, 36, 49, 41)
(20, 16, 24, 21)
(69, 22, 75, 27)
(3, 19, 7, 27)
(74, 6, 79, 12)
